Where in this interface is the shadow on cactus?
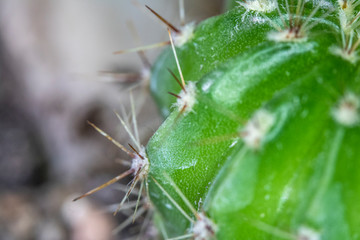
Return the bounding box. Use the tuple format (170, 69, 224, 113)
(76, 0, 360, 239)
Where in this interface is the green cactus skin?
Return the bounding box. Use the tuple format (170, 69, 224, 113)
(150, 1, 337, 117)
(150, 6, 275, 117)
(147, 0, 360, 239)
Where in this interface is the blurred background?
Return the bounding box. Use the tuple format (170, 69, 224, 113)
(0, 0, 224, 239)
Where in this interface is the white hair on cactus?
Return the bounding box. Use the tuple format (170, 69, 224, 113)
(266, 0, 333, 42)
(238, 0, 276, 22)
(168, 28, 197, 115)
(297, 226, 321, 240)
(241, 109, 275, 149)
(334, 0, 360, 61)
(313, 0, 334, 9)
(174, 81, 197, 115)
(330, 45, 359, 63)
(268, 29, 308, 42)
(332, 92, 360, 127)
(237, 0, 276, 13)
(131, 146, 150, 180)
(193, 212, 217, 240)
(337, 0, 357, 34)
(338, 0, 356, 17)
(173, 22, 195, 47)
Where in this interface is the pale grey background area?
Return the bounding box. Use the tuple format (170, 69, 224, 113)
(0, 1, 224, 239)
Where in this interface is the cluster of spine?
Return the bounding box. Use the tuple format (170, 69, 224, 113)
(332, 0, 360, 62)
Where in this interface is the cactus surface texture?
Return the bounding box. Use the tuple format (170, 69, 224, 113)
(147, 0, 360, 239)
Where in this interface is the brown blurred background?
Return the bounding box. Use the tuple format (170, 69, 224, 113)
(0, 1, 225, 239)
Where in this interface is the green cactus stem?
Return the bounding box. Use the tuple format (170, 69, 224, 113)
(146, 0, 360, 239)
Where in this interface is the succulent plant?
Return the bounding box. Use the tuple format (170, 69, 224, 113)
(74, 0, 360, 239)
(147, 0, 360, 239)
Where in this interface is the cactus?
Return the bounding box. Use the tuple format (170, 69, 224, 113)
(146, 0, 360, 239)
(72, 0, 360, 239)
